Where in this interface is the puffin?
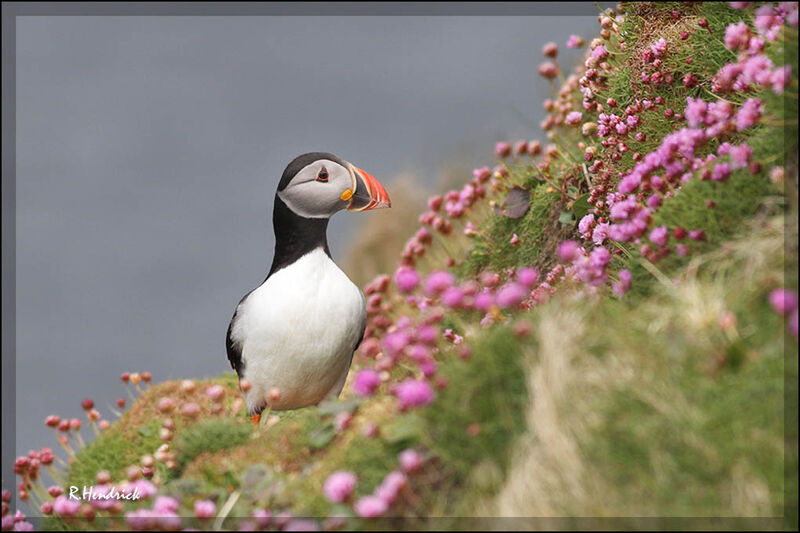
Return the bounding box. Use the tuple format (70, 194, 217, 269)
(226, 152, 390, 424)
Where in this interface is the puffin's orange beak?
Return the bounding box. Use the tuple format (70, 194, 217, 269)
(347, 166, 391, 211)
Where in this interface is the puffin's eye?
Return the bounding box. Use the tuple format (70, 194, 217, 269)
(316, 169, 329, 182)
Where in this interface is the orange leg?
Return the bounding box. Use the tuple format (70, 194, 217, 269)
(250, 413, 261, 427)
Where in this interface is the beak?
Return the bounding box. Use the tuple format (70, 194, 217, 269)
(347, 165, 391, 211)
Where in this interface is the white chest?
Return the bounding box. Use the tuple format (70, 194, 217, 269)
(230, 248, 366, 411)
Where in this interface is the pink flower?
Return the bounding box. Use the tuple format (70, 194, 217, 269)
(724, 21, 752, 51)
(728, 143, 753, 169)
(194, 500, 216, 519)
(538, 62, 558, 78)
(650, 38, 667, 57)
(769, 288, 798, 316)
(424, 270, 455, 296)
(393, 378, 435, 410)
(771, 65, 792, 94)
(474, 289, 495, 312)
(649, 226, 669, 247)
(591, 44, 608, 60)
(736, 98, 762, 130)
(374, 471, 407, 505)
(565, 111, 582, 125)
(729, 2, 752, 9)
(354, 496, 388, 518)
(153, 496, 180, 514)
(566, 34, 584, 48)
(52, 495, 81, 517)
(398, 449, 424, 473)
(394, 266, 421, 293)
(542, 41, 558, 58)
(495, 142, 512, 158)
(495, 282, 527, 309)
(612, 269, 632, 299)
(441, 287, 465, 308)
(579, 214, 595, 238)
(353, 369, 381, 397)
(557, 240, 582, 262)
(205, 385, 225, 401)
(323, 471, 357, 503)
(712, 162, 732, 181)
(592, 223, 610, 245)
(383, 330, 411, 357)
(517, 267, 539, 288)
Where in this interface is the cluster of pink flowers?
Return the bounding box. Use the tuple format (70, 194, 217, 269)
(714, 4, 796, 94)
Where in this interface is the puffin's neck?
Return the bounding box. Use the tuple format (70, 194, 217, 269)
(267, 195, 331, 278)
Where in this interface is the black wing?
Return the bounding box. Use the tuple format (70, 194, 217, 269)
(226, 311, 245, 378)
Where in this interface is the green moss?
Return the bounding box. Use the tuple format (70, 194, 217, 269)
(419, 326, 529, 514)
(460, 179, 565, 276)
(67, 418, 163, 489)
(172, 418, 252, 475)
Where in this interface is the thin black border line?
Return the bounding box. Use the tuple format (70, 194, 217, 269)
(1, 2, 796, 529)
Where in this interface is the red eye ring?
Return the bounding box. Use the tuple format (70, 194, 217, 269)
(317, 169, 329, 182)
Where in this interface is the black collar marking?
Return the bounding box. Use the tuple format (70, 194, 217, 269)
(266, 195, 331, 279)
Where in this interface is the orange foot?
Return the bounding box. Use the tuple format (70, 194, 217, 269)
(250, 413, 261, 427)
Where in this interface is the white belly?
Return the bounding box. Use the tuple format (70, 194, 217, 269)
(230, 248, 366, 412)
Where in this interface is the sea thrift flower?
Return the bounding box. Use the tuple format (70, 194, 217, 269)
(771, 65, 792, 93)
(424, 270, 455, 296)
(557, 240, 582, 262)
(53, 495, 81, 517)
(729, 143, 753, 168)
(393, 378, 435, 410)
(736, 98, 762, 130)
(712, 162, 732, 181)
(495, 142, 512, 158)
(689, 229, 706, 241)
(394, 266, 421, 293)
(565, 111, 582, 125)
(180, 402, 200, 418)
(375, 471, 407, 505)
(354, 496, 387, 518)
(724, 21, 752, 51)
(612, 269, 632, 298)
(591, 44, 608, 60)
(441, 286, 465, 308)
(517, 267, 539, 288)
(353, 369, 381, 397)
(649, 226, 669, 247)
(495, 282, 527, 309)
(323, 471, 357, 503)
(205, 385, 225, 401)
(194, 500, 216, 519)
(399, 449, 424, 473)
(567, 34, 585, 48)
(153, 496, 180, 514)
(769, 288, 798, 315)
(538, 62, 558, 78)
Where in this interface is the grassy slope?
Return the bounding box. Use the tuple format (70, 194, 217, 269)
(43, 2, 797, 530)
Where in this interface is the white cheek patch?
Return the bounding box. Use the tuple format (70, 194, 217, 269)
(279, 174, 349, 219)
(278, 188, 331, 219)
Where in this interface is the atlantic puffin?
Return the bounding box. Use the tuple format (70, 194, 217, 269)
(226, 152, 390, 424)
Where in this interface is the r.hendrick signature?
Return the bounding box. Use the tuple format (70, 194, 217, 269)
(68, 485, 142, 502)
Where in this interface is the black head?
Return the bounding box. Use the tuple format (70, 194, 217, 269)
(276, 152, 390, 218)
